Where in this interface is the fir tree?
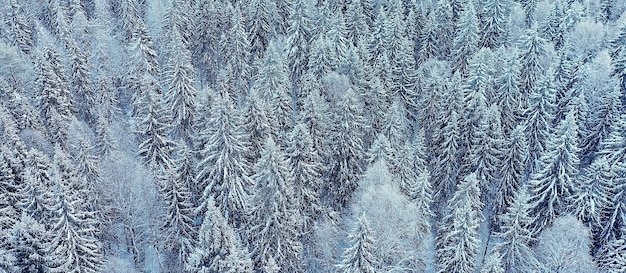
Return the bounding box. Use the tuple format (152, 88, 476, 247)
(518, 29, 547, 94)
(337, 214, 378, 273)
(480, 251, 505, 273)
(524, 70, 556, 172)
(158, 167, 196, 272)
(480, 0, 510, 48)
(162, 28, 198, 144)
(495, 49, 523, 136)
(286, 124, 324, 230)
(247, 0, 279, 61)
(186, 197, 253, 273)
(495, 125, 528, 220)
(286, 0, 312, 88)
(195, 93, 251, 226)
(493, 186, 542, 273)
(436, 173, 484, 273)
(249, 138, 303, 273)
(451, 0, 480, 73)
(11, 213, 52, 273)
(528, 111, 580, 234)
(135, 91, 177, 173)
(221, 4, 252, 98)
(327, 88, 367, 210)
(47, 148, 103, 273)
(569, 157, 613, 235)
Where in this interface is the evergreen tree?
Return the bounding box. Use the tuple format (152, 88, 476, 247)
(11, 213, 52, 273)
(286, 124, 324, 230)
(37, 47, 74, 144)
(328, 88, 367, 210)
(569, 157, 613, 234)
(581, 88, 621, 164)
(186, 197, 253, 273)
(249, 138, 303, 273)
(20, 149, 55, 221)
(242, 93, 272, 164)
(518, 0, 537, 27)
(345, 0, 370, 47)
(135, 91, 177, 173)
(69, 45, 96, 125)
(286, 0, 312, 88)
(94, 115, 117, 158)
(451, 0, 480, 73)
(495, 49, 523, 136)
(418, 12, 439, 63)
(337, 214, 378, 273)
(195, 93, 251, 226)
(221, 4, 252, 98)
(518, 29, 547, 94)
(597, 236, 626, 273)
(524, 70, 556, 172)
(436, 173, 484, 273)
(158, 166, 196, 272)
(432, 91, 462, 206)
(528, 111, 580, 234)
(247, 0, 279, 62)
(251, 42, 293, 139)
(480, 0, 510, 48)
(495, 125, 527, 220)
(5, 0, 34, 55)
(162, 28, 198, 144)
(493, 186, 542, 273)
(480, 251, 505, 273)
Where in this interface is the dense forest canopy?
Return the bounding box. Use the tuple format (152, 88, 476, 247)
(0, 0, 626, 272)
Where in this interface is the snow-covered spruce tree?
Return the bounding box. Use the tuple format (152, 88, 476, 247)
(247, 0, 278, 62)
(397, 131, 428, 197)
(451, 0, 480, 73)
(462, 48, 492, 158)
(524, 70, 556, 172)
(327, 87, 367, 210)
(518, 28, 547, 95)
(286, 124, 324, 231)
(480, 250, 505, 273)
(495, 48, 523, 136)
(432, 90, 462, 207)
(158, 165, 196, 273)
(47, 147, 103, 273)
(308, 32, 333, 81)
(37, 47, 74, 144)
(612, 24, 626, 97)
(495, 125, 527, 222)
(94, 115, 117, 158)
(249, 138, 303, 273)
(220, 4, 252, 98)
(0, 149, 20, 229)
(242, 92, 271, 164)
(69, 44, 96, 125)
(468, 105, 504, 208)
(20, 149, 55, 222)
(366, 134, 394, 169)
(345, 0, 370, 47)
(286, 0, 312, 88)
(407, 169, 434, 239)
(11, 213, 52, 273)
(479, 0, 511, 49)
(528, 110, 579, 235)
(436, 173, 484, 273)
(5, 0, 34, 55)
(597, 235, 626, 273)
(336, 214, 378, 273)
(195, 92, 252, 226)
(325, 13, 349, 71)
(381, 99, 408, 156)
(135, 90, 177, 173)
(581, 88, 621, 165)
(518, 0, 537, 27)
(433, 0, 455, 58)
(251, 41, 293, 140)
(186, 197, 252, 273)
(162, 27, 198, 144)
(597, 114, 626, 165)
(418, 12, 439, 63)
(569, 157, 614, 234)
(493, 185, 542, 273)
